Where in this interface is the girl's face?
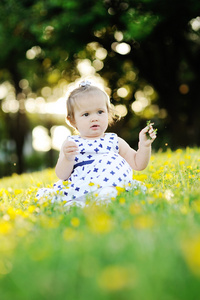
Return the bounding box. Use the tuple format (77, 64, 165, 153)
(72, 93, 109, 139)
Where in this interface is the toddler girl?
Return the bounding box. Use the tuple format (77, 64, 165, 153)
(36, 81, 156, 206)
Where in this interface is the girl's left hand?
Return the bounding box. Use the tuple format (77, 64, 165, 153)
(139, 123, 157, 146)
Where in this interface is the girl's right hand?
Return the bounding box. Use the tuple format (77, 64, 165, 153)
(62, 141, 79, 161)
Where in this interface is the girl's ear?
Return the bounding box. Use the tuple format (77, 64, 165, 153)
(66, 116, 76, 128)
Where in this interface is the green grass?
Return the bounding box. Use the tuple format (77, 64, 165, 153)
(0, 147, 200, 300)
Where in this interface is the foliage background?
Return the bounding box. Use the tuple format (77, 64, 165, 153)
(0, 0, 200, 177)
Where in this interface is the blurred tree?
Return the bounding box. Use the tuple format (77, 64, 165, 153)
(0, 0, 200, 174)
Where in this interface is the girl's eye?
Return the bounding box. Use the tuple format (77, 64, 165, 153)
(83, 113, 89, 117)
(98, 110, 104, 114)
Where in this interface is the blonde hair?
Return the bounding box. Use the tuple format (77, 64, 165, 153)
(66, 84, 120, 127)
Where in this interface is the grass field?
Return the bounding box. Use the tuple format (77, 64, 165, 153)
(0, 147, 200, 300)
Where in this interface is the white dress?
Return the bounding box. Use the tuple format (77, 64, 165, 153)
(36, 133, 142, 206)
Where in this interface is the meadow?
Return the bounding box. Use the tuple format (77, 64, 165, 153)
(0, 147, 200, 300)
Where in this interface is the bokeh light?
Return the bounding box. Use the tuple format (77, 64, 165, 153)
(111, 42, 131, 55)
(117, 87, 129, 98)
(51, 126, 71, 151)
(32, 126, 51, 152)
(115, 104, 128, 117)
(190, 16, 200, 31)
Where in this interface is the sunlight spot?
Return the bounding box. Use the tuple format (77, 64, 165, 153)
(48, 70, 60, 84)
(19, 79, 29, 89)
(135, 90, 150, 107)
(41, 87, 52, 97)
(0, 84, 8, 99)
(26, 46, 41, 60)
(45, 97, 66, 115)
(93, 59, 104, 71)
(2, 99, 19, 113)
(117, 87, 129, 98)
(179, 84, 189, 94)
(115, 43, 131, 55)
(115, 105, 127, 117)
(190, 16, 200, 31)
(51, 126, 71, 151)
(32, 126, 51, 152)
(108, 7, 115, 15)
(26, 49, 36, 60)
(77, 59, 95, 76)
(114, 31, 123, 42)
(25, 98, 36, 113)
(131, 101, 143, 113)
(95, 48, 107, 60)
(35, 97, 46, 114)
(126, 71, 136, 81)
(144, 85, 154, 96)
(43, 25, 54, 40)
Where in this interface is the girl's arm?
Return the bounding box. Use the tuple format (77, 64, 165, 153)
(118, 124, 156, 171)
(55, 140, 79, 180)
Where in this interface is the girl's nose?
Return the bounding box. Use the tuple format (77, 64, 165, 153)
(91, 114, 98, 122)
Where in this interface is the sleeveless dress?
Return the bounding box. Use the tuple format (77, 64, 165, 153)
(36, 133, 142, 206)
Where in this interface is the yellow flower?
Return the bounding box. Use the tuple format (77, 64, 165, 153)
(63, 228, 77, 241)
(187, 165, 192, 170)
(0, 221, 13, 235)
(152, 171, 161, 180)
(133, 190, 140, 196)
(184, 155, 191, 160)
(71, 217, 80, 228)
(7, 207, 17, 220)
(181, 235, 200, 276)
(115, 186, 125, 195)
(192, 200, 200, 213)
(87, 209, 113, 234)
(14, 189, 23, 195)
(133, 215, 154, 229)
(180, 205, 189, 215)
(119, 197, 126, 205)
(39, 216, 60, 229)
(62, 180, 69, 185)
(129, 203, 142, 215)
(146, 183, 153, 189)
(132, 174, 147, 182)
(155, 192, 163, 198)
(189, 175, 195, 179)
(97, 265, 136, 291)
(164, 173, 173, 180)
(176, 149, 183, 154)
(27, 205, 36, 213)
